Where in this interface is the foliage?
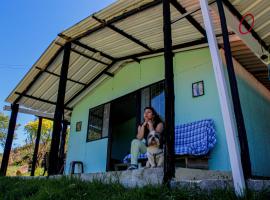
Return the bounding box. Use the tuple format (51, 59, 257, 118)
(0, 112, 20, 148)
(0, 177, 269, 200)
(24, 118, 53, 146)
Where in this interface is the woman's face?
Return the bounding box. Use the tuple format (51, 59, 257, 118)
(144, 109, 154, 121)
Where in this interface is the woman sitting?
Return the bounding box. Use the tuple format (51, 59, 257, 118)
(128, 107, 164, 170)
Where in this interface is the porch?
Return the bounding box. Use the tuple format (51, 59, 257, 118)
(1, 0, 270, 197)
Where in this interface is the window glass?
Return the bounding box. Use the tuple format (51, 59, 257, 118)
(150, 82, 165, 121)
(141, 81, 165, 121)
(87, 105, 104, 141)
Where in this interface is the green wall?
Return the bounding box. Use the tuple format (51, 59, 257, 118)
(235, 68, 270, 177)
(65, 47, 232, 174)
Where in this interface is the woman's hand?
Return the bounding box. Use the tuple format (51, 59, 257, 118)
(142, 121, 148, 127)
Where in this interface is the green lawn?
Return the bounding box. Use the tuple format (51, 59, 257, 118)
(0, 177, 269, 200)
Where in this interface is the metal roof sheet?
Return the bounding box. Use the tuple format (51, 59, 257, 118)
(5, 0, 270, 121)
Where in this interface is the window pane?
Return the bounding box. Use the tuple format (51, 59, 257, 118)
(140, 82, 165, 122)
(102, 103, 110, 137)
(87, 105, 104, 141)
(141, 87, 150, 122)
(150, 82, 165, 121)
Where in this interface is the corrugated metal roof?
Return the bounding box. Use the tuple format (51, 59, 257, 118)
(230, 0, 270, 46)
(5, 0, 270, 121)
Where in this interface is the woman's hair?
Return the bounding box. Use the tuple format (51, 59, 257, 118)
(143, 106, 163, 128)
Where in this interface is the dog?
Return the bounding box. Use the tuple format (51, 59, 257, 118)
(146, 131, 164, 168)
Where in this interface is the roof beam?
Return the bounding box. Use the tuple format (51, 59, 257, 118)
(92, 15, 154, 52)
(35, 67, 87, 86)
(72, 40, 116, 61)
(170, 0, 206, 36)
(103, 71, 114, 77)
(70, 0, 162, 42)
(222, 0, 269, 53)
(65, 61, 117, 106)
(118, 38, 207, 61)
(4, 105, 55, 119)
(71, 47, 111, 66)
(15, 92, 72, 111)
(13, 46, 64, 104)
(55, 41, 111, 66)
(59, 34, 141, 64)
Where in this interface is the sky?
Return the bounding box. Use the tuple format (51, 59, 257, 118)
(0, 0, 116, 153)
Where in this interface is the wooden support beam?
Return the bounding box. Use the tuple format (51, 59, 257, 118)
(0, 104, 19, 176)
(171, 0, 206, 36)
(14, 92, 72, 111)
(222, 0, 269, 54)
(92, 15, 154, 52)
(162, 0, 175, 186)
(58, 121, 68, 174)
(48, 42, 71, 176)
(31, 117, 42, 176)
(3, 105, 54, 119)
(55, 42, 110, 66)
(103, 71, 114, 77)
(118, 38, 207, 61)
(72, 40, 116, 61)
(71, 47, 111, 66)
(35, 67, 86, 86)
(200, 0, 246, 195)
(216, 0, 251, 179)
(70, 0, 162, 42)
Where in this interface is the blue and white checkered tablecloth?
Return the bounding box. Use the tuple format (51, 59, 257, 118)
(123, 119, 216, 163)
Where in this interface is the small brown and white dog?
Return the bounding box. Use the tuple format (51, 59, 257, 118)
(146, 131, 164, 168)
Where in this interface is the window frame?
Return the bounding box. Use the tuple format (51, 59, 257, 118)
(86, 105, 105, 142)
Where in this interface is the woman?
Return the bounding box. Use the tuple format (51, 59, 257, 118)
(128, 107, 164, 170)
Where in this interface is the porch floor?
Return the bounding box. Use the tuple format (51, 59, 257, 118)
(72, 167, 234, 188)
(67, 167, 269, 191)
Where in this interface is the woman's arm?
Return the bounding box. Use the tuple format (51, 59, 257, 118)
(136, 122, 147, 140)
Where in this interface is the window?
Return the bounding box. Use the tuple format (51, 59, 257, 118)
(87, 104, 110, 142)
(141, 81, 165, 121)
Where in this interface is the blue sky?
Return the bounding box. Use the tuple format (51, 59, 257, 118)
(0, 0, 116, 152)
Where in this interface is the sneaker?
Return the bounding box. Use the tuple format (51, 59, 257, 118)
(127, 164, 138, 170)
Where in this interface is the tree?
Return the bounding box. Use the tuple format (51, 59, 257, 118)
(0, 112, 19, 148)
(24, 118, 53, 165)
(24, 118, 53, 146)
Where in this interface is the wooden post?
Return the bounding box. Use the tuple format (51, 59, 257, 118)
(216, 0, 251, 179)
(162, 0, 175, 185)
(58, 121, 68, 174)
(0, 104, 19, 176)
(199, 0, 245, 195)
(48, 42, 71, 175)
(30, 117, 42, 176)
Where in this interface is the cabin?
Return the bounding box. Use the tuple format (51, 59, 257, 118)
(1, 0, 270, 194)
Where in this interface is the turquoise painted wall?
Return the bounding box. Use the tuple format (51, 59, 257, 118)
(173, 49, 231, 171)
(65, 47, 232, 174)
(236, 72, 270, 177)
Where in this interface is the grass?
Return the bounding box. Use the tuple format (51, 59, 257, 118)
(0, 176, 269, 200)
